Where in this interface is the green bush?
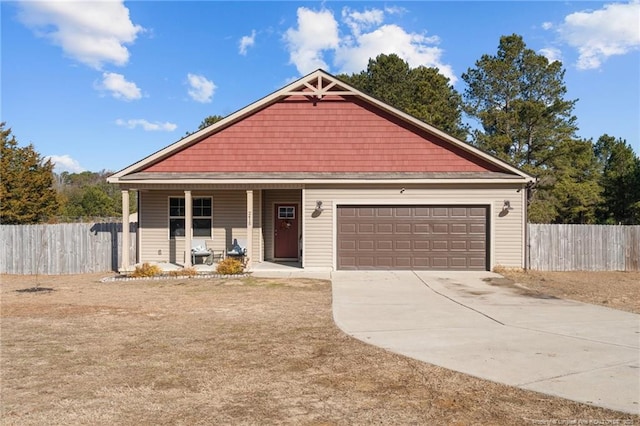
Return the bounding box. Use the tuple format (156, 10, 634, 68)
(216, 258, 245, 275)
(130, 262, 162, 278)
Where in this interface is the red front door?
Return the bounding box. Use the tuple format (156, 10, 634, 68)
(274, 204, 299, 259)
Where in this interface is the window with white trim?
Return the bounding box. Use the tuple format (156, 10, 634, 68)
(169, 197, 212, 238)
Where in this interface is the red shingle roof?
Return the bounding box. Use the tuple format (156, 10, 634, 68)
(143, 96, 502, 174)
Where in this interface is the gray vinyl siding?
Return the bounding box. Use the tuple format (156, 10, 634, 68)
(139, 190, 262, 265)
(303, 184, 525, 270)
(213, 190, 263, 262)
(139, 191, 172, 263)
(263, 189, 302, 260)
(302, 195, 333, 268)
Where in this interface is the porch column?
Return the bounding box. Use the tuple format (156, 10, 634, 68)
(121, 190, 130, 272)
(246, 190, 253, 270)
(185, 190, 193, 267)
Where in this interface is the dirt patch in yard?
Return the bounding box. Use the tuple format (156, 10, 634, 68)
(496, 270, 640, 314)
(1, 273, 638, 425)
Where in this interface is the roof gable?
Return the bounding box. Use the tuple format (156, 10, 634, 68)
(142, 96, 502, 173)
(109, 70, 534, 182)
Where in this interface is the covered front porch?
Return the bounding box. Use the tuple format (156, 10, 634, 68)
(117, 186, 304, 273)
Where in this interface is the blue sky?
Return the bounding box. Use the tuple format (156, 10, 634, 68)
(2, 1, 639, 174)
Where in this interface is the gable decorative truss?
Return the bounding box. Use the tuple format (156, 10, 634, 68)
(108, 69, 536, 184)
(283, 74, 357, 99)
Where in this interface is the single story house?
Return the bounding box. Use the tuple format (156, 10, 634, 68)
(108, 69, 535, 272)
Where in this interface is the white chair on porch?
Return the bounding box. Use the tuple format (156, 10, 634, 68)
(191, 239, 218, 265)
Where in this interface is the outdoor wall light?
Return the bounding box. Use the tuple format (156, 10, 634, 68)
(315, 200, 324, 212)
(503, 200, 514, 211)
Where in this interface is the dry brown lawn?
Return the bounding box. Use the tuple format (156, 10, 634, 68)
(1, 272, 638, 425)
(498, 270, 640, 314)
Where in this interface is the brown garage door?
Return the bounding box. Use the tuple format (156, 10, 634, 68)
(337, 205, 488, 270)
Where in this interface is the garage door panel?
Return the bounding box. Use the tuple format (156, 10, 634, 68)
(470, 258, 486, 268)
(431, 257, 449, 268)
(340, 223, 356, 234)
(358, 240, 375, 251)
(414, 240, 430, 250)
(358, 223, 375, 234)
(470, 224, 486, 234)
(337, 205, 488, 271)
(432, 240, 449, 250)
(358, 256, 375, 267)
(395, 223, 412, 233)
(432, 207, 449, 217)
(377, 223, 393, 233)
(376, 257, 393, 268)
(340, 240, 356, 250)
(432, 223, 449, 234)
(340, 256, 356, 268)
(450, 240, 469, 251)
(469, 241, 486, 251)
(450, 223, 468, 234)
(451, 207, 469, 217)
(339, 207, 357, 218)
(414, 207, 430, 217)
(413, 257, 430, 268)
(469, 207, 487, 217)
(377, 208, 394, 217)
(395, 207, 412, 217)
(358, 208, 375, 217)
(414, 224, 430, 234)
(377, 240, 393, 250)
(450, 257, 470, 268)
(395, 240, 412, 251)
(395, 257, 412, 268)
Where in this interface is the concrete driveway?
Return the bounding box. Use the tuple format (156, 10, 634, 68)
(331, 271, 640, 414)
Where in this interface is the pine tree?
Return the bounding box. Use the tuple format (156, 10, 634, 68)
(594, 135, 640, 224)
(462, 34, 578, 173)
(338, 54, 467, 139)
(0, 123, 59, 224)
(461, 34, 587, 223)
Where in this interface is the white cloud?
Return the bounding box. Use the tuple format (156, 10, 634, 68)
(97, 72, 142, 101)
(538, 47, 563, 63)
(239, 30, 256, 55)
(335, 24, 455, 83)
(383, 6, 406, 16)
(542, 22, 553, 30)
(187, 73, 216, 103)
(17, 0, 143, 69)
(115, 119, 177, 132)
(558, 1, 640, 70)
(283, 6, 456, 83)
(46, 155, 86, 173)
(283, 8, 340, 75)
(342, 7, 384, 36)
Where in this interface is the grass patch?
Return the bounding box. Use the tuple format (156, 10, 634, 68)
(1, 273, 636, 425)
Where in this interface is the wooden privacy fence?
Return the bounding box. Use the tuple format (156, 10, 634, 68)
(3, 222, 639, 274)
(528, 224, 640, 271)
(1, 222, 137, 275)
